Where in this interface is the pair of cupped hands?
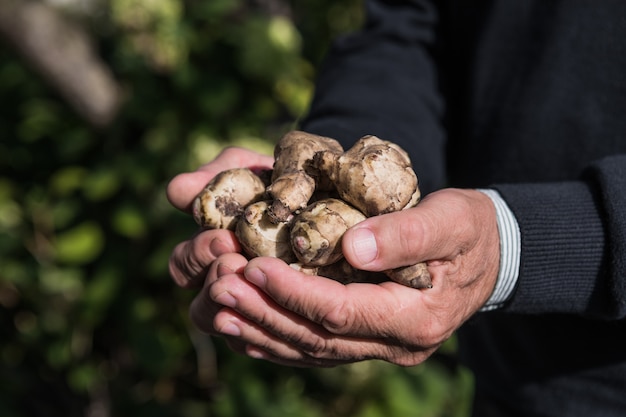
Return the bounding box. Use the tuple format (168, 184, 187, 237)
(167, 147, 500, 367)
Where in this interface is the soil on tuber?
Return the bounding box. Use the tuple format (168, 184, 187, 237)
(290, 198, 366, 266)
(235, 200, 296, 262)
(193, 168, 266, 230)
(266, 130, 344, 223)
(313, 135, 421, 217)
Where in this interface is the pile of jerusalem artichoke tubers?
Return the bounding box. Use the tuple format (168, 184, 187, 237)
(192, 131, 432, 289)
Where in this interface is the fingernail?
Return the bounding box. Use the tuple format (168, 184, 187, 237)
(215, 291, 236, 308)
(245, 267, 267, 288)
(220, 322, 241, 337)
(246, 345, 267, 359)
(216, 263, 234, 277)
(350, 228, 378, 265)
(210, 238, 231, 256)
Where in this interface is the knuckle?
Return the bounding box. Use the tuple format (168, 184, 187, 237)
(398, 214, 429, 255)
(169, 242, 200, 287)
(219, 146, 240, 158)
(206, 277, 229, 301)
(321, 302, 354, 334)
(170, 232, 221, 287)
(298, 336, 330, 359)
(419, 319, 451, 349)
(387, 351, 428, 367)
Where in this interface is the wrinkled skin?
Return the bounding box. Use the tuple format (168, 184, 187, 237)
(167, 146, 500, 367)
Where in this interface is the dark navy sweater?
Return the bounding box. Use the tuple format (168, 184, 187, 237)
(300, 1, 626, 415)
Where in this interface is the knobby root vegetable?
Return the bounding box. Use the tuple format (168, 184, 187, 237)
(290, 198, 366, 266)
(235, 200, 296, 262)
(193, 168, 266, 230)
(266, 130, 343, 223)
(314, 135, 420, 217)
(314, 135, 431, 289)
(265, 171, 315, 222)
(189, 132, 432, 290)
(385, 262, 432, 289)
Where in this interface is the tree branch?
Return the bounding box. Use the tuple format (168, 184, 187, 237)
(0, 0, 122, 127)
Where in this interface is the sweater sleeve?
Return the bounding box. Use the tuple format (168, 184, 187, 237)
(493, 155, 626, 320)
(299, 0, 447, 194)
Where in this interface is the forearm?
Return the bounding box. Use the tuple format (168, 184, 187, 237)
(493, 155, 626, 319)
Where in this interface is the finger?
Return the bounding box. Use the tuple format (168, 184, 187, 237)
(207, 263, 357, 362)
(188, 254, 248, 333)
(213, 308, 351, 367)
(231, 314, 433, 367)
(240, 257, 430, 342)
(342, 188, 495, 271)
(166, 147, 273, 212)
(211, 274, 431, 366)
(168, 229, 240, 288)
(205, 252, 250, 287)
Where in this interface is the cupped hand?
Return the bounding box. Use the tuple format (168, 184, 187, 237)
(192, 188, 501, 367)
(167, 147, 274, 288)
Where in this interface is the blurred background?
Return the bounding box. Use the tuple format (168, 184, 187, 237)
(0, 0, 473, 416)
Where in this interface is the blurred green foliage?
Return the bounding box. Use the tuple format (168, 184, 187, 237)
(0, 1, 472, 416)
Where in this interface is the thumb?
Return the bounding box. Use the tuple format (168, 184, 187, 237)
(342, 189, 492, 271)
(342, 210, 432, 272)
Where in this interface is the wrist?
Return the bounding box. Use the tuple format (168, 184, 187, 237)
(477, 189, 521, 311)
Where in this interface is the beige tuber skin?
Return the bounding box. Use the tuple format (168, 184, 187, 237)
(314, 135, 421, 217)
(290, 198, 366, 266)
(385, 262, 432, 289)
(266, 130, 344, 223)
(235, 200, 296, 263)
(314, 135, 431, 289)
(193, 168, 266, 230)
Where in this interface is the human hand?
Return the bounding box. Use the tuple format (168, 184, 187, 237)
(167, 146, 273, 288)
(194, 188, 500, 367)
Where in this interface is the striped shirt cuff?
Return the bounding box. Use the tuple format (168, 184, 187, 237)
(477, 189, 521, 311)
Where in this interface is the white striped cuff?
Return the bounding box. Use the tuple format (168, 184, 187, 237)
(477, 189, 521, 311)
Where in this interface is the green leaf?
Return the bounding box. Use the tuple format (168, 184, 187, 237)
(49, 166, 87, 196)
(17, 99, 60, 143)
(112, 205, 147, 238)
(82, 170, 121, 201)
(0, 199, 21, 231)
(67, 363, 99, 393)
(54, 221, 105, 264)
(268, 17, 301, 53)
(81, 266, 122, 326)
(39, 266, 84, 297)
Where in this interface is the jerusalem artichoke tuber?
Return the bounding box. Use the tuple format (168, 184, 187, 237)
(314, 135, 420, 217)
(235, 200, 296, 262)
(312, 135, 431, 288)
(189, 132, 431, 289)
(193, 168, 266, 230)
(266, 130, 344, 223)
(290, 198, 366, 266)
